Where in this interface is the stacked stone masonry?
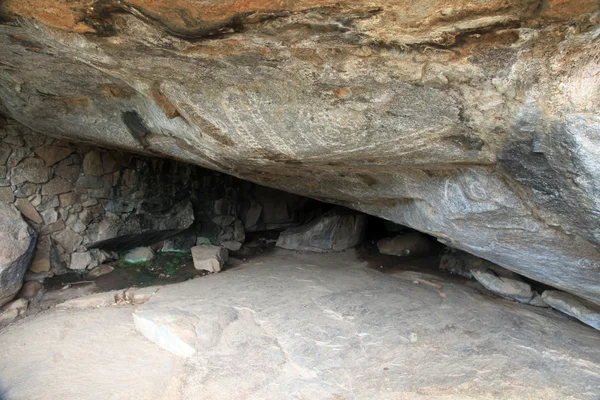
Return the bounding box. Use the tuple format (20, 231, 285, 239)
(0, 116, 313, 281)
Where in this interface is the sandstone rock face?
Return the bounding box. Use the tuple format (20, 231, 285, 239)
(1, 1, 599, 303)
(0, 203, 37, 306)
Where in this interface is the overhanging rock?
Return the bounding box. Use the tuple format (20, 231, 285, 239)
(0, 1, 599, 303)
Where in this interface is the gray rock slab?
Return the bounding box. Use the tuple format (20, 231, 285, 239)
(542, 290, 600, 331)
(128, 249, 600, 399)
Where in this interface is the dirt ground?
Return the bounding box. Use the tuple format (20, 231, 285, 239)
(1, 249, 599, 400)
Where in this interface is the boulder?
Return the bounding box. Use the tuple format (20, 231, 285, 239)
(542, 291, 600, 331)
(377, 232, 440, 257)
(276, 208, 367, 253)
(0, 298, 28, 323)
(0, 203, 37, 307)
(191, 245, 228, 273)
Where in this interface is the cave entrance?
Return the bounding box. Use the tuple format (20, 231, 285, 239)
(0, 114, 447, 306)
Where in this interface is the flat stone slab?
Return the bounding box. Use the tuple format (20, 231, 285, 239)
(1, 250, 599, 399)
(134, 249, 600, 399)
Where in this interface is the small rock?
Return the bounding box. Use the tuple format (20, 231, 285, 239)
(0, 186, 14, 203)
(66, 214, 86, 233)
(124, 287, 158, 304)
(90, 248, 117, 265)
(70, 251, 92, 270)
(10, 157, 48, 185)
(79, 208, 93, 224)
(101, 152, 119, 174)
(29, 194, 42, 207)
(36, 194, 59, 211)
(30, 239, 51, 273)
(191, 245, 228, 273)
(242, 201, 262, 228)
(15, 197, 43, 224)
(471, 268, 537, 305)
(377, 232, 439, 257)
(74, 174, 104, 189)
(222, 241, 242, 251)
(56, 292, 116, 310)
(82, 198, 98, 207)
(59, 192, 80, 207)
(54, 228, 83, 253)
(40, 208, 58, 224)
(34, 145, 74, 166)
(41, 177, 73, 196)
(13, 182, 37, 198)
(39, 220, 65, 235)
(124, 247, 155, 263)
(542, 290, 600, 331)
(7, 148, 31, 169)
(133, 307, 197, 358)
(0, 143, 11, 164)
(88, 264, 114, 278)
(82, 150, 104, 176)
(19, 281, 43, 300)
(161, 232, 196, 253)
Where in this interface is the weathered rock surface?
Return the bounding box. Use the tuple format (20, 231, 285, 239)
(0, 203, 37, 306)
(542, 290, 600, 331)
(1, 1, 600, 304)
(470, 267, 540, 306)
(126, 249, 600, 399)
(276, 208, 367, 252)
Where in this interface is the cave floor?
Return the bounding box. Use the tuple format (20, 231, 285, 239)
(1, 249, 599, 400)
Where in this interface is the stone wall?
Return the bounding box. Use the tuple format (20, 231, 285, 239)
(0, 116, 313, 280)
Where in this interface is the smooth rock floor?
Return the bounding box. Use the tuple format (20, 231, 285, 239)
(1, 249, 599, 399)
